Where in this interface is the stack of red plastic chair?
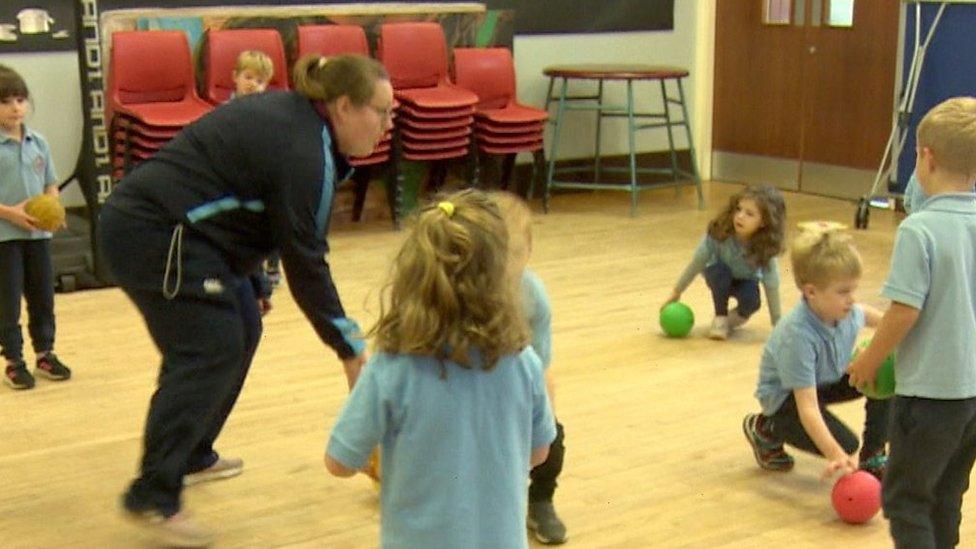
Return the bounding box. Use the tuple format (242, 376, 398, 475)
(296, 24, 398, 224)
(377, 22, 477, 163)
(108, 30, 213, 180)
(203, 28, 289, 105)
(453, 47, 548, 195)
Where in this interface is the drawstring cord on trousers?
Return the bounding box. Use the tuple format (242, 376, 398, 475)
(162, 224, 184, 299)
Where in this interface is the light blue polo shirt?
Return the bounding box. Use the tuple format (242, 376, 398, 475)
(674, 235, 782, 322)
(755, 300, 865, 415)
(882, 193, 976, 399)
(0, 125, 57, 241)
(327, 347, 556, 549)
(522, 269, 552, 370)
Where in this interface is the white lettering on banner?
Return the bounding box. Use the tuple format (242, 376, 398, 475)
(79, 0, 112, 202)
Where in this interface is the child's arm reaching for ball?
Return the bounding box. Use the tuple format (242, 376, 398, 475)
(794, 387, 858, 479)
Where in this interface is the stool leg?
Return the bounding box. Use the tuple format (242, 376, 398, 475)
(594, 79, 604, 183)
(500, 153, 516, 191)
(545, 78, 569, 214)
(676, 77, 704, 209)
(660, 79, 680, 199)
(626, 79, 638, 217)
(544, 76, 556, 111)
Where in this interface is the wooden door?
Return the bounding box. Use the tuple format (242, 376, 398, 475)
(712, 0, 900, 198)
(798, 0, 900, 196)
(712, 0, 805, 162)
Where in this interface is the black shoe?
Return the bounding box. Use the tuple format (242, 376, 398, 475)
(35, 353, 71, 381)
(527, 501, 567, 544)
(4, 361, 35, 389)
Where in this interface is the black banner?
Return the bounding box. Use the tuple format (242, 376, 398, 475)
(0, 0, 76, 53)
(486, 0, 673, 34)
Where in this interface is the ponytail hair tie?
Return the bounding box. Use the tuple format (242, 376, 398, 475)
(437, 201, 455, 218)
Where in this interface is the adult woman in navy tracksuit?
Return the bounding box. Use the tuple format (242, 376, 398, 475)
(98, 54, 393, 546)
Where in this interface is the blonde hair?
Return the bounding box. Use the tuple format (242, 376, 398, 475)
(708, 185, 786, 268)
(371, 189, 530, 371)
(234, 50, 273, 80)
(292, 53, 388, 107)
(917, 96, 976, 178)
(790, 229, 862, 289)
(489, 191, 533, 279)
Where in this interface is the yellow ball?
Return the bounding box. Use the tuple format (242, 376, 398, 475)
(25, 194, 65, 232)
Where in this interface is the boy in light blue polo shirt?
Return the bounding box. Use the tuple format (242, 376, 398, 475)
(848, 97, 976, 549)
(743, 230, 888, 479)
(0, 64, 71, 390)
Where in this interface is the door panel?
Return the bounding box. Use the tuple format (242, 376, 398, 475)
(713, 1, 805, 160)
(800, 1, 899, 170)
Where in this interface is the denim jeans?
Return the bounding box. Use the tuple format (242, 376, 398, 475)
(702, 261, 760, 317)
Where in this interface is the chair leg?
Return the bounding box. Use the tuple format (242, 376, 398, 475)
(384, 160, 401, 230)
(500, 153, 516, 191)
(528, 149, 545, 200)
(351, 167, 371, 222)
(468, 140, 480, 188)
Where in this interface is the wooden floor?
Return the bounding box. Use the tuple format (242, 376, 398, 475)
(2, 182, 974, 548)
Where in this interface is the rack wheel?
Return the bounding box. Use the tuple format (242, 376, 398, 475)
(855, 198, 870, 229)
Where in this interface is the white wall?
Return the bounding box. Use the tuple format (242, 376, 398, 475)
(2, 1, 713, 208)
(3, 52, 86, 207)
(513, 1, 711, 173)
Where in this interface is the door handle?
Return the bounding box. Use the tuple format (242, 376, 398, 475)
(808, 45, 817, 54)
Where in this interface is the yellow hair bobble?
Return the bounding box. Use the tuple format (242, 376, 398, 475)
(437, 201, 455, 217)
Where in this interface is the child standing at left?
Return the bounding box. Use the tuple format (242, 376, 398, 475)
(0, 64, 70, 389)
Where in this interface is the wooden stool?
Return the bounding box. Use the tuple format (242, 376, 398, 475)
(543, 63, 704, 215)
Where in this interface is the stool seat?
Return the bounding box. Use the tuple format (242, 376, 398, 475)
(543, 64, 689, 80)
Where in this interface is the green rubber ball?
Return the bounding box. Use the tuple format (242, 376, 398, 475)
(660, 302, 695, 338)
(853, 340, 896, 399)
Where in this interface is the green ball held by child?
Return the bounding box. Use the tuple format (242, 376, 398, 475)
(853, 339, 896, 399)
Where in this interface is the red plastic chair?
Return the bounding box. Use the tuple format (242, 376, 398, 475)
(204, 28, 289, 104)
(376, 21, 477, 147)
(108, 31, 212, 126)
(453, 47, 548, 128)
(453, 47, 548, 195)
(296, 24, 369, 57)
(108, 30, 213, 179)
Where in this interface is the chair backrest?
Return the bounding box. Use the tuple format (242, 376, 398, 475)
(452, 48, 516, 110)
(205, 28, 289, 104)
(109, 30, 196, 106)
(376, 22, 448, 89)
(296, 24, 369, 57)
